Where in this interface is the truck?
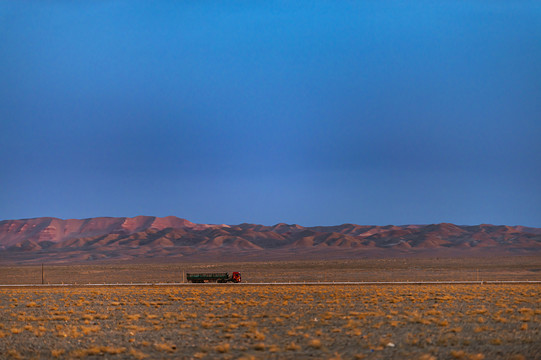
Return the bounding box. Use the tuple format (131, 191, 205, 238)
(186, 272, 241, 283)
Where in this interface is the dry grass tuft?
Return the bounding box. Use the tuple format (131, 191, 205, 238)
(51, 349, 65, 357)
(286, 341, 301, 351)
(153, 343, 176, 353)
(128, 348, 147, 359)
(215, 343, 231, 353)
(253, 342, 266, 351)
(71, 346, 127, 358)
(7, 349, 22, 359)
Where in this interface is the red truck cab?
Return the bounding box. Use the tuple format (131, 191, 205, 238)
(231, 272, 241, 283)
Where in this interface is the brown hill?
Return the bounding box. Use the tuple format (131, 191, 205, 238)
(0, 216, 539, 264)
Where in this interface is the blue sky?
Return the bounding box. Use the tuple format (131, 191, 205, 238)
(1, 1, 540, 226)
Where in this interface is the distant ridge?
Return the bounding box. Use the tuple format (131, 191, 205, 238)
(1, 216, 540, 264)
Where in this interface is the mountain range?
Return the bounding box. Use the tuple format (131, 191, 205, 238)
(1, 216, 540, 264)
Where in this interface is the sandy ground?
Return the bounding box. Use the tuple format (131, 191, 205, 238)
(1, 256, 540, 285)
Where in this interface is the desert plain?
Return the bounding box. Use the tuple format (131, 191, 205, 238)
(1, 257, 540, 359)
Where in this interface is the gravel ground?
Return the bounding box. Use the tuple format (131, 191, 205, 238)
(0, 284, 539, 359)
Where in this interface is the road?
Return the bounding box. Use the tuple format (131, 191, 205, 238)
(0, 280, 540, 287)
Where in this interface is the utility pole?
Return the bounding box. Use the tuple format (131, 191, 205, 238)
(41, 263, 44, 285)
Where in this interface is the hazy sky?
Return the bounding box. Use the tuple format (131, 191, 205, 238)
(1, 1, 540, 227)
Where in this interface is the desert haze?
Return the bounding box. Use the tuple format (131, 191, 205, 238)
(0, 216, 539, 264)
